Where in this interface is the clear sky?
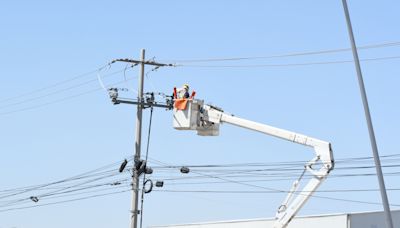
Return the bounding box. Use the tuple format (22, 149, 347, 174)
(1, 1, 400, 228)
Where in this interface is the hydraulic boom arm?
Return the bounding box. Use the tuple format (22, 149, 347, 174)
(173, 100, 334, 228)
(201, 105, 334, 228)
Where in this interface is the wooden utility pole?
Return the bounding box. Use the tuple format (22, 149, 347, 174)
(130, 49, 146, 228)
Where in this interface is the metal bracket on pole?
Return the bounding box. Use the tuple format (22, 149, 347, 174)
(111, 98, 173, 110)
(108, 89, 173, 109)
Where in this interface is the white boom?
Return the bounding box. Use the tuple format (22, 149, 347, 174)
(173, 100, 334, 228)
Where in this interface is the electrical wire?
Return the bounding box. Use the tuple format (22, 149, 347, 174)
(0, 168, 132, 209)
(0, 65, 108, 104)
(0, 68, 130, 111)
(0, 157, 138, 212)
(147, 157, 400, 207)
(14, 152, 392, 202)
(165, 41, 400, 63)
(3, 40, 400, 110)
(170, 173, 400, 207)
(39, 181, 130, 201)
(151, 189, 400, 206)
(2, 154, 400, 212)
(0, 157, 132, 200)
(0, 75, 138, 116)
(151, 171, 400, 182)
(149, 154, 400, 175)
(152, 163, 400, 173)
(123, 63, 139, 94)
(177, 55, 400, 68)
(1, 156, 400, 213)
(154, 188, 400, 194)
(148, 176, 384, 186)
(140, 107, 154, 228)
(97, 65, 111, 91)
(149, 153, 400, 169)
(0, 178, 129, 207)
(5, 153, 392, 197)
(0, 189, 130, 213)
(145, 65, 162, 93)
(2, 50, 399, 116)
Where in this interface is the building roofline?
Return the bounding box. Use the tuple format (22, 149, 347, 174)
(149, 209, 400, 227)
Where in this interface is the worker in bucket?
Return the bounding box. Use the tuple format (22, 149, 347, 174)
(173, 84, 196, 110)
(177, 84, 190, 99)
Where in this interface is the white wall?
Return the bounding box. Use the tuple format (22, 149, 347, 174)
(350, 211, 400, 228)
(151, 210, 400, 228)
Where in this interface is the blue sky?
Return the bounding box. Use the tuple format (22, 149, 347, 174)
(1, 1, 400, 228)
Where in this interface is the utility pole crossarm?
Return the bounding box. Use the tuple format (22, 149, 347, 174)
(112, 98, 173, 109)
(111, 58, 175, 67)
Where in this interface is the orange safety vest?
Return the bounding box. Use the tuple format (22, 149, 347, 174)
(174, 99, 189, 110)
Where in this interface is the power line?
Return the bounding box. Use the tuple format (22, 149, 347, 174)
(0, 68, 133, 110)
(139, 107, 155, 228)
(147, 157, 400, 207)
(0, 76, 138, 116)
(0, 66, 107, 104)
(5, 153, 396, 197)
(2, 154, 400, 213)
(152, 170, 400, 182)
(0, 189, 130, 213)
(0, 157, 132, 199)
(2, 54, 399, 115)
(155, 188, 400, 194)
(184, 170, 400, 207)
(2, 40, 400, 110)
(0, 179, 130, 208)
(150, 153, 400, 169)
(149, 154, 400, 174)
(153, 163, 400, 172)
(165, 41, 400, 63)
(151, 170, 400, 186)
(153, 190, 400, 207)
(3, 40, 397, 106)
(0, 161, 133, 209)
(149, 174, 399, 186)
(177, 55, 400, 68)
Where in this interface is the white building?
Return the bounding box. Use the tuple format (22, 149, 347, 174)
(150, 210, 400, 228)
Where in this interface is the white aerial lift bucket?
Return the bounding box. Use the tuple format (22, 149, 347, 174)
(173, 99, 220, 136)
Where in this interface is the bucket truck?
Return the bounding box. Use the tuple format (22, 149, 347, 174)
(173, 99, 335, 228)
